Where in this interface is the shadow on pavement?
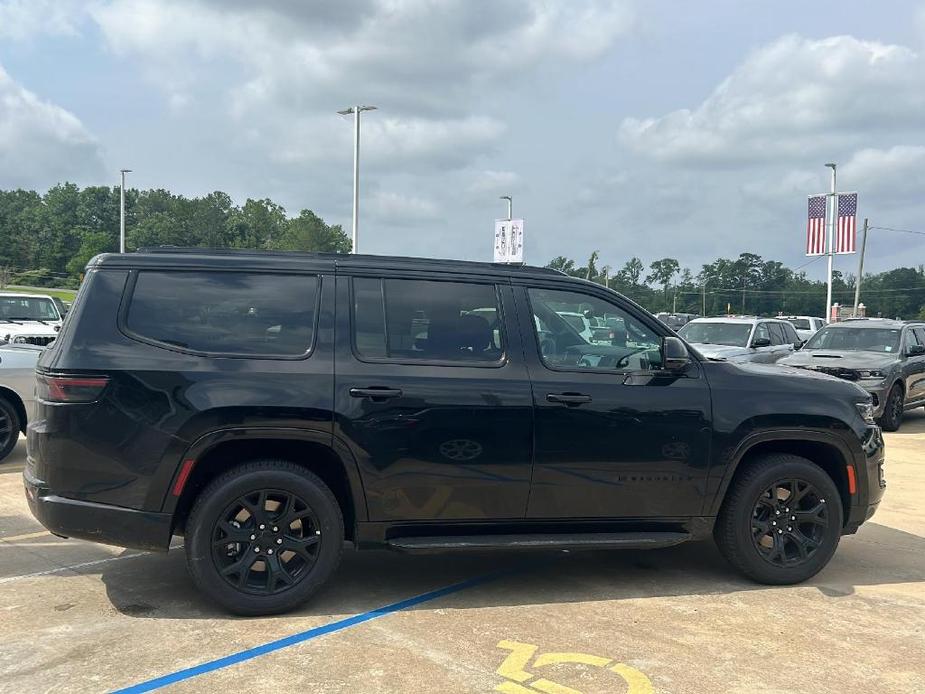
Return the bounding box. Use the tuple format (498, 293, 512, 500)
(79, 520, 925, 621)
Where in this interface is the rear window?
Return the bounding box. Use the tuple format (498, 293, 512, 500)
(353, 277, 503, 363)
(787, 318, 811, 330)
(124, 271, 319, 357)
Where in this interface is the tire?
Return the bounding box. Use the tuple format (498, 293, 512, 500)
(714, 454, 843, 585)
(0, 396, 21, 463)
(185, 460, 344, 616)
(878, 384, 904, 432)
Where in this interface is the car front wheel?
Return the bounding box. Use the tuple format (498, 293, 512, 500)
(0, 396, 21, 463)
(185, 460, 344, 615)
(715, 454, 842, 585)
(878, 384, 903, 432)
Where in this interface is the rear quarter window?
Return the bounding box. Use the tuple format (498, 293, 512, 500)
(123, 270, 319, 357)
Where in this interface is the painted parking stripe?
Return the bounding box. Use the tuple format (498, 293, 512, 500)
(112, 568, 514, 694)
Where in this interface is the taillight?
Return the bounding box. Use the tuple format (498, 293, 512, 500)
(36, 374, 109, 403)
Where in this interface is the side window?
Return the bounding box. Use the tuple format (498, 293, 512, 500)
(904, 329, 921, 352)
(125, 271, 318, 357)
(914, 328, 925, 347)
(527, 287, 663, 371)
(753, 323, 770, 345)
(783, 323, 801, 345)
(768, 323, 786, 345)
(352, 277, 503, 363)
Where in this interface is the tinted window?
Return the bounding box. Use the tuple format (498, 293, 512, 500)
(782, 322, 801, 344)
(0, 296, 59, 321)
(527, 287, 662, 371)
(915, 328, 925, 346)
(904, 329, 920, 350)
(768, 323, 786, 345)
(753, 323, 770, 344)
(126, 271, 318, 356)
(353, 278, 503, 363)
(787, 318, 811, 330)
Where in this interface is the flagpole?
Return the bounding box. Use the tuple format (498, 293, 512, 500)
(824, 163, 837, 321)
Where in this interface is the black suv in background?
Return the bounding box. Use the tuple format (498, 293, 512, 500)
(26, 250, 885, 615)
(779, 318, 925, 431)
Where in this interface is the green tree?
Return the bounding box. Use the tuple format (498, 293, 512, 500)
(646, 257, 680, 310)
(281, 210, 351, 253)
(67, 231, 116, 276)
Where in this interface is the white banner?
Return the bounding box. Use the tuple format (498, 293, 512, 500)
(493, 219, 524, 264)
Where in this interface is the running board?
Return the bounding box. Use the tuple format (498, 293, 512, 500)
(386, 532, 691, 553)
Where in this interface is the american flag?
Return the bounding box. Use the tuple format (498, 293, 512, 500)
(835, 192, 858, 254)
(806, 195, 826, 256)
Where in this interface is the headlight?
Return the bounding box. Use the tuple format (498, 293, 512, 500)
(12, 336, 27, 344)
(857, 369, 885, 379)
(856, 401, 876, 424)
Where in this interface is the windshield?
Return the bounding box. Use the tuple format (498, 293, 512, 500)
(802, 326, 901, 353)
(679, 322, 751, 347)
(0, 296, 59, 322)
(787, 318, 811, 330)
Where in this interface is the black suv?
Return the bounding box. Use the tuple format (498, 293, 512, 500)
(779, 318, 925, 431)
(25, 250, 885, 615)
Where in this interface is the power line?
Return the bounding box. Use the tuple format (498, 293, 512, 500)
(869, 225, 925, 237)
(792, 254, 826, 272)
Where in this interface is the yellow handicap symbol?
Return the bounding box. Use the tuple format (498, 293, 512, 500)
(494, 640, 653, 694)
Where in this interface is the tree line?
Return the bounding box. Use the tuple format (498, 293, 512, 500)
(1, 184, 923, 318)
(547, 251, 925, 320)
(0, 183, 351, 288)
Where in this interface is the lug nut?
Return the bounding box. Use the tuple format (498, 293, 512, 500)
(259, 524, 266, 530)
(267, 549, 274, 555)
(787, 526, 792, 531)
(775, 510, 780, 515)
(276, 538, 283, 545)
(315, 530, 321, 535)
(254, 547, 260, 553)
(273, 526, 278, 532)
(250, 534, 256, 540)
(790, 516, 796, 521)
(772, 521, 777, 526)
(778, 530, 783, 534)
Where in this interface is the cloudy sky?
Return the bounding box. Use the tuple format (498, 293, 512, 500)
(2, 0, 925, 277)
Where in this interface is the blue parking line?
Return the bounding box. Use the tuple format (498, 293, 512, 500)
(112, 569, 511, 693)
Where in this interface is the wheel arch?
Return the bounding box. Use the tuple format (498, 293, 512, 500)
(711, 432, 853, 526)
(0, 386, 27, 434)
(164, 428, 368, 541)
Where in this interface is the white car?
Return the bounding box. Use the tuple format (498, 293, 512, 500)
(0, 344, 42, 461)
(781, 316, 827, 343)
(0, 292, 63, 347)
(555, 311, 612, 344)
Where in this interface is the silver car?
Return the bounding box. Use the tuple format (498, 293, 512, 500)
(0, 344, 41, 461)
(677, 316, 802, 364)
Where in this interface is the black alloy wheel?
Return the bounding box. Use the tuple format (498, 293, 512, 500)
(879, 385, 903, 432)
(212, 489, 321, 596)
(750, 478, 828, 568)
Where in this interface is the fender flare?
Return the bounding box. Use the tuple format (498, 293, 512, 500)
(159, 427, 369, 523)
(706, 428, 855, 518)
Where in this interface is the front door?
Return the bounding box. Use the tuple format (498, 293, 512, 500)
(516, 283, 712, 519)
(903, 328, 925, 406)
(334, 273, 534, 522)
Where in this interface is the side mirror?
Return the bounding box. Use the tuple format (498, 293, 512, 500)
(663, 336, 690, 371)
(908, 344, 925, 356)
(751, 337, 771, 348)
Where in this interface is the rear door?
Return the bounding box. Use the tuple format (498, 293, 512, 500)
(767, 322, 794, 362)
(333, 272, 534, 522)
(516, 282, 712, 519)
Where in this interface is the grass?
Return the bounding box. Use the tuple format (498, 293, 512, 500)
(1, 285, 78, 302)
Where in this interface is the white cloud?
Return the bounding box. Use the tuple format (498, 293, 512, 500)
(619, 35, 925, 165)
(0, 65, 105, 188)
(467, 170, 521, 195)
(0, 0, 86, 40)
(367, 191, 439, 224)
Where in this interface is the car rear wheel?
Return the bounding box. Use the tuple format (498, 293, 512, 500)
(878, 384, 903, 432)
(0, 396, 21, 463)
(185, 460, 344, 615)
(715, 454, 842, 585)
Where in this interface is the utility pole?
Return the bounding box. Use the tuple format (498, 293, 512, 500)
(119, 169, 132, 253)
(701, 283, 706, 316)
(824, 162, 837, 321)
(338, 105, 377, 253)
(853, 217, 869, 317)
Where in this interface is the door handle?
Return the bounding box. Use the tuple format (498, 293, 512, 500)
(349, 387, 403, 400)
(546, 392, 592, 405)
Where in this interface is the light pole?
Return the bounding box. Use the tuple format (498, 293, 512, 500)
(824, 163, 837, 321)
(119, 169, 132, 253)
(338, 105, 377, 253)
(499, 195, 512, 220)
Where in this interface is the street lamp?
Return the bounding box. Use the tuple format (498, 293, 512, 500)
(499, 195, 512, 220)
(824, 162, 837, 320)
(338, 106, 377, 254)
(119, 169, 132, 253)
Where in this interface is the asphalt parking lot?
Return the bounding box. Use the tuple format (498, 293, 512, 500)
(1, 412, 923, 694)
